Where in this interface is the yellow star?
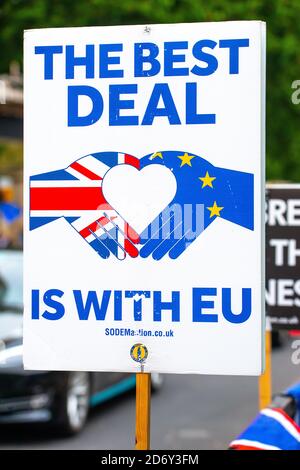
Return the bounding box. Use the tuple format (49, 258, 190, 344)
(178, 152, 195, 167)
(207, 201, 224, 218)
(199, 171, 216, 188)
(150, 152, 163, 160)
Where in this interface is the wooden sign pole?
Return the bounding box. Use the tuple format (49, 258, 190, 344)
(258, 321, 272, 410)
(135, 372, 151, 450)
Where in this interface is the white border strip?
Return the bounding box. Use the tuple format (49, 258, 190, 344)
(30, 180, 102, 187)
(31, 210, 103, 217)
(230, 439, 280, 450)
(266, 183, 300, 189)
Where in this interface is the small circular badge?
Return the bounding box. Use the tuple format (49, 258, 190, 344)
(130, 343, 148, 363)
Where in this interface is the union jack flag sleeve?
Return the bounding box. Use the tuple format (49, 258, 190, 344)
(229, 382, 300, 450)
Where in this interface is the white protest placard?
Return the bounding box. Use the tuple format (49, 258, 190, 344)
(24, 21, 265, 375)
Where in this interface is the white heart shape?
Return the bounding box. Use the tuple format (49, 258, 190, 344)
(102, 163, 177, 234)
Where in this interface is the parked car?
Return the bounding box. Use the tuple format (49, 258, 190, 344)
(0, 249, 163, 435)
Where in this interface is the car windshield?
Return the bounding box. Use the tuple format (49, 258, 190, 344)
(0, 249, 22, 312)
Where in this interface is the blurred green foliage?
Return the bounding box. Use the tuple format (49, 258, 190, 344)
(0, 140, 22, 175)
(1, 0, 300, 180)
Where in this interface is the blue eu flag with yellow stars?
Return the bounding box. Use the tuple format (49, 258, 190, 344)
(139, 150, 254, 260)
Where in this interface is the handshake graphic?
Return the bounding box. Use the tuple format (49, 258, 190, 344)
(30, 150, 254, 261)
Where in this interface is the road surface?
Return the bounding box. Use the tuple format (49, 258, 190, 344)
(0, 338, 299, 450)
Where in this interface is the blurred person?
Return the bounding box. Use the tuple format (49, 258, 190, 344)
(0, 177, 22, 248)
